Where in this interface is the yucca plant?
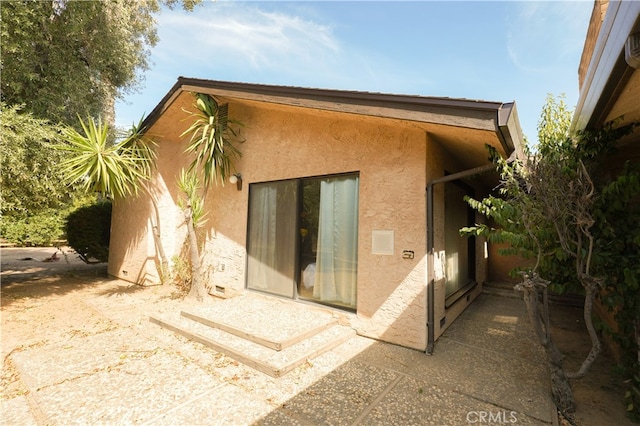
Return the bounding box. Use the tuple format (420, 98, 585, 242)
(58, 117, 170, 274)
(177, 168, 206, 229)
(177, 168, 206, 299)
(181, 93, 242, 187)
(178, 93, 243, 301)
(59, 117, 156, 199)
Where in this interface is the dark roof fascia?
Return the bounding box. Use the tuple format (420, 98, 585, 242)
(497, 102, 525, 158)
(141, 78, 522, 155)
(180, 77, 505, 111)
(571, 1, 640, 132)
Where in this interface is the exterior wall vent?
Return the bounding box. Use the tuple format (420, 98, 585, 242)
(371, 230, 394, 255)
(625, 33, 640, 69)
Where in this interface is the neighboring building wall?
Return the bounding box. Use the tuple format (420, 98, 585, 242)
(578, 0, 610, 89)
(604, 69, 640, 160)
(488, 242, 532, 284)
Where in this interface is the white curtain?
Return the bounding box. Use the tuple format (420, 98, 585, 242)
(247, 185, 277, 290)
(313, 176, 359, 307)
(247, 182, 297, 297)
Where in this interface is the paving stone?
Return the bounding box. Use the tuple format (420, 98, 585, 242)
(407, 339, 552, 423)
(11, 327, 158, 390)
(2, 275, 556, 425)
(361, 376, 549, 425)
(276, 361, 399, 425)
(0, 396, 38, 426)
(31, 350, 224, 425)
(146, 383, 286, 426)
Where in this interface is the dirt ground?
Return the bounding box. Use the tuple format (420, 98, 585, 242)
(550, 303, 634, 425)
(0, 247, 635, 425)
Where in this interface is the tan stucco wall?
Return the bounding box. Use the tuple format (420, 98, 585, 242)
(238, 103, 429, 349)
(108, 135, 190, 284)
(488, 242, 532, 284)
(110, 92, 491, 350)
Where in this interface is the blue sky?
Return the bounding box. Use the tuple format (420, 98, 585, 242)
(115, 1, 594, 144)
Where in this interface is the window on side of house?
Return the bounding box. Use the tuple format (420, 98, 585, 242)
(444, 180, 476, 306)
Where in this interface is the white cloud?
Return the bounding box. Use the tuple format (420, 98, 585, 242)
(155, 3, 340, 73)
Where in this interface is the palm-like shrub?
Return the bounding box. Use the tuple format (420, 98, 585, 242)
(59, 117, 155, 263)
(59, 117, 155, 199)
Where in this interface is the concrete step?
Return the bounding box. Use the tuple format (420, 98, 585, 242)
(483, 282, 585, 306)
(149, 313, 355, 378)
(483, 282, 521, 299)
(181, 310, 338, 351)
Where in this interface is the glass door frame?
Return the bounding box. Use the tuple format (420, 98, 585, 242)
(443, 178, 477, 308)
(245, 172, 359, 312)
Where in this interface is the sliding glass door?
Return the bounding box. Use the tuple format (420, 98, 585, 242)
(247, 174, 358, 310)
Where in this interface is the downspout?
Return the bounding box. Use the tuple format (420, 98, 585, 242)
(425, 162, 498, 354)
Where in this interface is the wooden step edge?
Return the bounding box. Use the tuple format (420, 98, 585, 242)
(278, 319, 339, 351)
(181, 310, 337, 351)
(150, 316, 355, 378)
(180, 311, 281, 350)
(150, 316, 281, 377)
(271, 327, 356, 378)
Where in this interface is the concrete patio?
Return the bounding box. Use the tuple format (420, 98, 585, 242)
(1, 252, 554, 425)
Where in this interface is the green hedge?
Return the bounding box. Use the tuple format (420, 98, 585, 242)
(0, 209, 66, 246)
(65, 201, 112, 263)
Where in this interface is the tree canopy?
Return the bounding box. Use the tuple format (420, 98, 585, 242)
(0, 0, 199, 245)
(0, 103, 94, 245)
(1, 104, 69, 216)
(1, 0, 199, 126)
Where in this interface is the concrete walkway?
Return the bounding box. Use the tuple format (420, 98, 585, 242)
(1, 267, 554, 424)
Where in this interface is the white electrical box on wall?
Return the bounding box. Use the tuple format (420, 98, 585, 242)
(371, 230, 394, 255)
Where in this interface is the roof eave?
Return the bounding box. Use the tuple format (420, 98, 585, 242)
(141, 78, 521, 156)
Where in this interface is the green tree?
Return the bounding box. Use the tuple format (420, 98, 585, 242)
(0, 103, 92, 245)
(1, 0, 199, 126)
(0, 0, 200, 246)
(1, 104, 67, 217)
(463, 94, 639, 419)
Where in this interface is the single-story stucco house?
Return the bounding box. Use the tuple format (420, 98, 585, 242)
(109, 78, 524, 352)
